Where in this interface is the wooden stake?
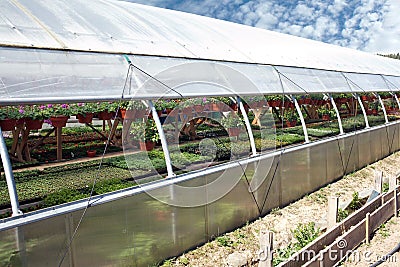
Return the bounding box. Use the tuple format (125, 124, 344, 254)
(366, 212, 371, 244)
(328, 196, 339, 228)
(389, 175, 397, 192)
(56, 127, 62, 161)
(374, 170, 383, 194)
(258, 231, 273, 267)
(394, 188, 398, 218)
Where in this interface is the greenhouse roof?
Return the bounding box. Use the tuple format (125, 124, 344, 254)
(1, 0, 400, 103)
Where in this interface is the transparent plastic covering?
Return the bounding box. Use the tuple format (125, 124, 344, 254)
(384, 76, 400, 91)
(1, 0, 400, 103)
(276, 66, 352, 93)
(0, 47, 129, 104)
(343, 73, 389, 92)
(132, 56, 282, 97)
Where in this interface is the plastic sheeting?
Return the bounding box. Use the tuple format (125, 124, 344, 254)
(1, 0, 400, 75)
(0, 47, 128, 104)
(1, 0, 400, 103)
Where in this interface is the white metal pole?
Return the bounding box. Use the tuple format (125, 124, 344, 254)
(291, 95, 309, 143)
(355, 94, 370, 128)
(237, 97, 257, 156)
(328, 94, 344, 135)
(0, 127, 22, 216)
(393, 93, 400, 111)
(376, 93, 389, 124)
(148, 101, 175, 178)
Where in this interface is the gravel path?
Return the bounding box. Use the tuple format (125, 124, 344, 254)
(161, 151, 400, 267)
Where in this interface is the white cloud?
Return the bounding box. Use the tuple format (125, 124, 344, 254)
(120, 0, 398, 53)
(364, 0, 400, 53)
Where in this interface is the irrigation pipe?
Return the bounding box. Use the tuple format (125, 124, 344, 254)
(369, 241, 400, 267)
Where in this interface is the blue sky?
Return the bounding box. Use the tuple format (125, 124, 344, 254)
(120, 0, 400, 53)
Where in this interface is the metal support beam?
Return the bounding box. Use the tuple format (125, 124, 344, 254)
(291, 95, 309, 143)
(237, 97, 257, 156)
(355, 94, 370, 128)
(393, 93, 400, 111)
(328, 94, 344, 135)
(0, 127, 22, 216)
(148, 101, 175, 178)
(376, 93, 389, 124)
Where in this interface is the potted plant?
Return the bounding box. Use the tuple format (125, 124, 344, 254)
(283, 110, 299, 127)
(221, 113, 242, 137)
(177, 99, 194, 115)
(266, 95, 282, 107)
(86, 148, 96, 157)
(310, 94, 325, 106)
(213, 97, 232, 111)
(46, 104, 72, 127)
(386, 100, 398, 114)
(97, 101, 118, 120)
(130, 118, 159, 151)
(161, 99, 178, 114)
(24, 105, 45, 130)
(368, 101, 379, 115)
(243, 95, 267, 109)
(190, 98, 205, 113)
(379, 92, 392, 99)
(119, 100, 147, 119)
(360, 93, 370, 101)
(317, 106, 335, 121)
(71, 102, 98, 124)
(0, 106, 24, 131)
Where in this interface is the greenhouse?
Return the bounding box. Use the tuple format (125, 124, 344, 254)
(1, 0, 400, 266)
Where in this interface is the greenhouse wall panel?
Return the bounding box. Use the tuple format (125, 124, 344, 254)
(326, 139, 344, 184)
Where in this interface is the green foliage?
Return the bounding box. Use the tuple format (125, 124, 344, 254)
(70, 102, 99, 114)
(43, 178, 133, 207)
(43, 188, 89, 206)
(0, 106, 24, 119)
(337, 208, 349, 222)
(292, 222, 320, 248)
(378, 223, 390, 238)
(154, 99, 178, 110)
(130, 119, 159, 142)
(273, 222, 321, 266)
(383, 182, 389, 193)
(317, 106, 336, 117)
(41, 103, 72, 117)
(379, 53, 400, 60)
(179, 256, 189, 265)
(221, 113, 242, 128)
(216, 236, 233, 247)
(348, 192, 362, 210)
(23, 105, 46, 120)
(283, 109, 299, 121)
(265, 95, 281, 101)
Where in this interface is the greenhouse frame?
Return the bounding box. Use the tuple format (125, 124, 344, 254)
(2, 0, 400, 266)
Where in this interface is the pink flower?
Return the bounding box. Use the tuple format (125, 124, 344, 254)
(203, 97, 207, 103)
(19, 109, 24, 114)
(47, 104, 53, 108)
(61, 104, 68, 109)
(78, 103, 83, 107)
(44, 119, 52, 126)
(40, 105, 46, 110)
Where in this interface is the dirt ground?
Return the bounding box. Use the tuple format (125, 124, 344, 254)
(344, 216, 400, 267)
(161, 151, 400, 267)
